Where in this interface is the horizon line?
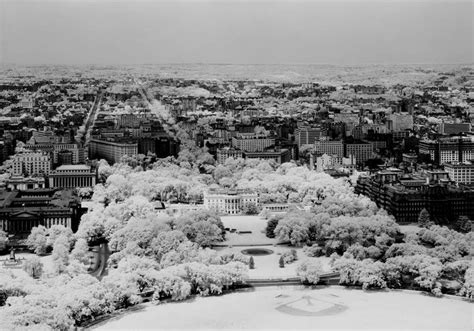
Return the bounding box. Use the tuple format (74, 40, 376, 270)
(1, 62, 473, 67)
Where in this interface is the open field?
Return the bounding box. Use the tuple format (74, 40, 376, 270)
(219, 215, 281, 246)
(94, 286, 473, 330)
(215, 245, 332, 279)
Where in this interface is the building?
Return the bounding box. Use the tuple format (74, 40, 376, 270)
(53, 143, 81, 164)
(204, 190, 259, 215)
(355, 171, 474, 224)
(48, 165, 97, 188)
(5, 176, 45, 191)
(89, 138, 138, 164)
(11, 152, 51, 176)
(57, 150, 73, 165)
(387, 113, 413, 132)
(419, 136, 474, 165)
(216, 147, 244, 164)
(244, 148, 291, 164)
(294, 127, 321, 147)
(231, 133, 275, 152)
(0, 189, 82, 238)
(312, 153, 356, 172)
(314, 139, 344, 158)
(439, 122, 471, 135)
(444, 161, 474, 185)
(345, 141, 373, 165)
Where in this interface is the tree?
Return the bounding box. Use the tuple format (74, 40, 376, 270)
(279, 256, 285, 268)
(249, 256, 255, 269)
(418, 208, 432, 228)
(26, 226, 49, 255)
(0, 230, 7, 252)
(47, 225, 74, 249)
(175, 210, 225, 247)
(455, 216, 472, 233)
(22, 256, 43, 279)
(265, 218, 280, 238)
(296, 259, 323, 284)
(241, 203, 260, 215)
(70, 238, 90, 266)
(52, 235, 70, 274)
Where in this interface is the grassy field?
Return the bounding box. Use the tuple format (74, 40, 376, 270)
(94, 286, 473, 330)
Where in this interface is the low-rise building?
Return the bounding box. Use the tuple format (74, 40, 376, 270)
(216, 147, 244, 164)
(204, 190, 259, 215)
(0, 189, 82, 238)
(48, 164, 97, 188)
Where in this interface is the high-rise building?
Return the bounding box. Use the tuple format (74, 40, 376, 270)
(11, 152, 51, 176)
(419, 136, 474, 165)
(294, 127, 321, 147)
(387, 113, 413, 132)
(444, 161, 474, 184)
(439, 122, 471, 135)
(345, 141, 373, 165)
(314, 139, 344, 158)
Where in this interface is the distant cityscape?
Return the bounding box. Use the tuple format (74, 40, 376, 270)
(0, 65, 472, 240)
(0, 64, 473, 330)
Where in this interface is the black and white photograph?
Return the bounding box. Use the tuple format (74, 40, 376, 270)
(0, 0, 472, 330)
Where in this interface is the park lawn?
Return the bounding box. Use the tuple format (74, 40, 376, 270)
(214, 245, 333, 279)
(218, 215, 281, 246)
(94, 286, 473, 330)
(399, 223, 421, 235)
(0, 252, 55, 276)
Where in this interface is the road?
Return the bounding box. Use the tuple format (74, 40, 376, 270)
(77, 89, 104, 157)
(89, 243, 110, 279)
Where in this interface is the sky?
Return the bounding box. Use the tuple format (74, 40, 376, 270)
(0, 0, 472, 65)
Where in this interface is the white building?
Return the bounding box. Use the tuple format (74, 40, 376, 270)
(216, 147, 244, 164)
(444, 161, 474, 184)
(231, 133, 275, 152)
(204, 190, 259, 215)
(11, 152, 51, 176)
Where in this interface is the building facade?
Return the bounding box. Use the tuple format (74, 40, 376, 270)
(11, 152, 51, 176)
(419, 137, 474, 165)
(294, 127, 321, 147)
(204, 190, 259, 215)
(231, 133, 275, 152)
(89, 138, 138, 164)
(0, 189, 82, 238)
(314, 139, 344, 158)
(345, 141, 373, 165)
(216, 147, 244, 164)
(48, 165, 97, 188)
(355, 171, 474, 224)
(444, 162, 474, 185)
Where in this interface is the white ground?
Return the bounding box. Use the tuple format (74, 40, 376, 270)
(215, 245, 332, 279)
(399, 224, 421, 235)
(95, 286, 473, 330)
(219, 215, 280, 246)
(0, 252, 55, 276)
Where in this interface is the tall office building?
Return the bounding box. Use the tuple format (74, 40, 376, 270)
(294, 127, 321, 147)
